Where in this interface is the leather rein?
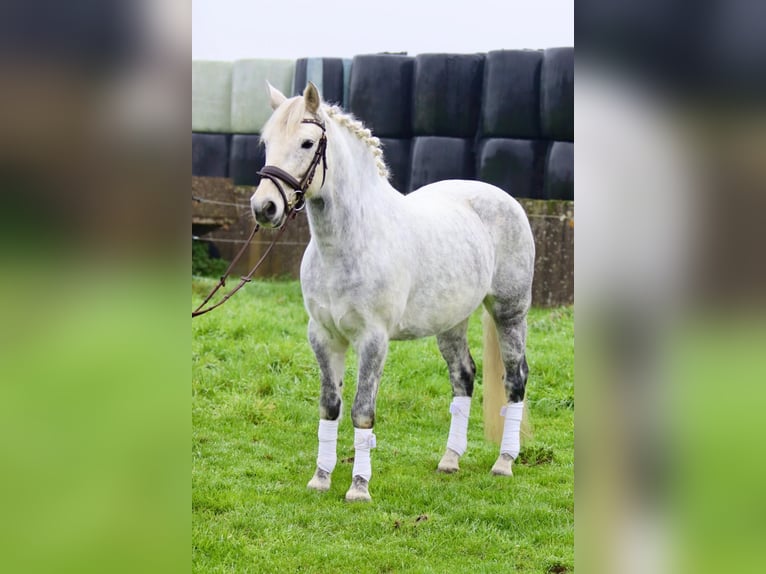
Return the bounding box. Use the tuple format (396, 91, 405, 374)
(192, 117, 328, 318)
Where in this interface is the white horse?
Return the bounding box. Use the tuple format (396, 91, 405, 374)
(251, 82, 535, 502)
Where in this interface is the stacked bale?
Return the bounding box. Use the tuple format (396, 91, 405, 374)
(544, 141, 574, 200)
(231, 59, 294, 134)
(540, 47, 574, 200)
(192, 61, 233, 133)
(192, 61, 233, 178)
(227, 59, 294, 188)
(540, 47, 574, 142)
(409, 53, 484, 191)
(229, 135, 266, 186)
(349, 54, 414, 192)
(192, 133, 230, 178)
(293, 57, 351, 108)
(379, 138, 411, 194)
(477, 139, 547, 199)
(476, 50, 546, 199)
(410, 137, 474, 191)
(480, 49, 541, 138)
(349, 54, 414, 137)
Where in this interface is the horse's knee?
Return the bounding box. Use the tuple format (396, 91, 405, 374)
(506, 355, 529, 402)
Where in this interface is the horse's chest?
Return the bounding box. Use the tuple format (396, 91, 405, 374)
(303, 268, 404, 340)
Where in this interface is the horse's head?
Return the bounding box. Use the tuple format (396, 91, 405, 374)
(251, 82, 328, 228)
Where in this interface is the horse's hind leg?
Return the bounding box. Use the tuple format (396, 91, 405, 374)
(486, 304, 529, 476)
(436, 319, 476, 473)
(307, 320, 348, 492)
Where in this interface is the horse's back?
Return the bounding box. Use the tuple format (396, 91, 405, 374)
(407, 180, 535, 309)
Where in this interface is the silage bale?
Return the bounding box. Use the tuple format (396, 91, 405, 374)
(192, 133, 231, 178)
(349, 54, 414, 138)
(543, 141, 574, 200)
(409, 136, 474, 191)
(293, 58, 348, 108)
(379, 138, 412, 194)
(540, 47, 574, 141)
(412, 53, 485, 137)
(476, 138, 547, 199)
(192, 61, 233, 133)
(479, 50, 543, 139)
(229, 135, 265, 186)
(231, 59, 295, 134)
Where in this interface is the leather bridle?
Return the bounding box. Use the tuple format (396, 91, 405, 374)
(256, 118, 328, 214)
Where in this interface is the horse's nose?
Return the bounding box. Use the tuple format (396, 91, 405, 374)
(252, 193, 278, 227)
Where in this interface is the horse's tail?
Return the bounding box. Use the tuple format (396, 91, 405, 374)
(482, 310, 532, 445)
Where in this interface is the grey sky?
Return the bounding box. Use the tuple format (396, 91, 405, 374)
(192, 0, 573, 61)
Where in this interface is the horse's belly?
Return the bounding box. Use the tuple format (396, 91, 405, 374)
(392, 281, 489, 339)
(391, 230, 494, 339)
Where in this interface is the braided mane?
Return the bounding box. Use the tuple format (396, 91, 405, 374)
(324, 105, 390, 180)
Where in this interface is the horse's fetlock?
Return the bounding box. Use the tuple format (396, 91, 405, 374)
(319, 396, 341, 420)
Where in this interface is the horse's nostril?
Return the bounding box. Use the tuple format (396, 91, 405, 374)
(263, 200, 277, 219)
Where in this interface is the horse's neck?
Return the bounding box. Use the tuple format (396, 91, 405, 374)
(306, 127, 401, 257)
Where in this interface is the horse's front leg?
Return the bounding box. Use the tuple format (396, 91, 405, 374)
(307, 320, 348, 492)
(346, 329, 388, 502)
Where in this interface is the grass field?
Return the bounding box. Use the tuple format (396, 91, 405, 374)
(192, 278, 573, 573)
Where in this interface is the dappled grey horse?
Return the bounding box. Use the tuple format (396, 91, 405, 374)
(251, 82, 535, 502)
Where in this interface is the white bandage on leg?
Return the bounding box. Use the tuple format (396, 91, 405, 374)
(446, 396, 472, 456)
(316, 419, 339, 473)
(499, 401, 524, 459)
(351, 427, 376, 481)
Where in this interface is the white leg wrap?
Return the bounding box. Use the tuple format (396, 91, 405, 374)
(351, 427, 376, 481)
(500, 401, 524, 459)
(316, 419, 339, 473)
(446, 396, 472, 456)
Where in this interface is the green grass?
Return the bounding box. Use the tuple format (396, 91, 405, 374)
(192, 279, 573, 573)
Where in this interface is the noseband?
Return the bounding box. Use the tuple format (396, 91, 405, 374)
(257, 118, 328, 214)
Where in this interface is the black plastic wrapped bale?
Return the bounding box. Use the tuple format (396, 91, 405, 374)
(412, 53, 485, 137)
(349, 54, 414, 138)
(409, 137, 474, 192)
(476, 138, 548, 199)
(544, 141, 574, 200)
(379, 138, 412, 194)
(230, 135, 266, 186)
(293, 58, 348, 107)
(192, 133, 231, 178)
(480, 50, 543, 139)
(540, 47, 574, 141)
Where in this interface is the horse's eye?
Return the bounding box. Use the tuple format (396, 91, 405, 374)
(301, 140, 314, 149)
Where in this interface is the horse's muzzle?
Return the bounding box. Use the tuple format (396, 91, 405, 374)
(251, 185, 286, 228)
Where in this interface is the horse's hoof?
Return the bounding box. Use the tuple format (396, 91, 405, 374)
(491, 453, 514, 476)
(437, 448, 460, 473)
(345, 476, 371, 502)
(307, 467, 331, 492)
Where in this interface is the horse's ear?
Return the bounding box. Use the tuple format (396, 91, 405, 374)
(267, 81, 286, 110)
(303, 81, 321, 113)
